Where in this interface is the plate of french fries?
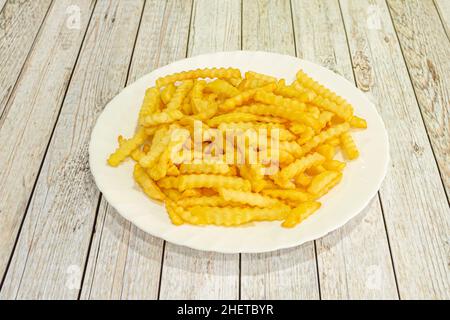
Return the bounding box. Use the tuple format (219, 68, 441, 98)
(89, 51, 389, 253)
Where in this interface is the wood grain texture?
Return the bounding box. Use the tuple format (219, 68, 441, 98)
(158, 0, 241, 300)
(340, 0, 450, 299)
(0, 0, 144, 299)
(81, 0, 193, 300)
(240, 0, 319, 300)
(292, 0, 398, 300)
(387, 0, 449, 196)
(0, 0, 95, 288)
(434, 0, 450, 38)
(0, 0, 52, 117)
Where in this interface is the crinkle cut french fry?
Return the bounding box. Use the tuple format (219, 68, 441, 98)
(282, 201, 321, 228)
(133, 164, 166, 201)
(188, 205, 290, 226)
(207, 112, 285, 127)
(177, 196, 233, 208)
(219, 188, 283, 208)
(299, 123, 350, 156)
(166, 80, 194, 110)
(296, 70, 353, 120)
(294, 173, 312, 187)
(245, 71, 277, 83)
(179, 163, 231, 175)
(307, 171, 342, 196)
(315, 144, 335, 160)
(340, 131, 359, 160)
(160, 83, 176, 105)
(166, 200, 200, 224)
(108, 128, 147, 167)
(261, 189, 311, 202)
(323, 159, 346, 171)
(157, 176, 179, 189)
(139, 127, 170, 168)
(142, 109, 183, 126)
(156, 67, 242, 87)
(276, 152, 325, 183)
(350, 115, 367, 129)
(178, 174, 251, 191)
(237, 103, 319, 130)
(206, 79, 240, 97)
(253, 90, 306, 112)
(139, 88, 161, 123)
(165, 200, 184, 225)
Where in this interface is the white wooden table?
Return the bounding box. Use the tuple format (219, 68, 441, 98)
(0, 0, 448, 300)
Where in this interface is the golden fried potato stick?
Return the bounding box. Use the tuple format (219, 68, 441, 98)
(297, 126, 315, 145)
(108, 128, 147, 167)
(161, 188, 182, 201)
(299, 123, 350, 156)
(160, 83, 176, 105)
(165, 200, 184, 225)
(312, 95, 353, 121)
(238, 78, 272, 90)
(118, 135, 146, 162)
(188, 205, 290, 226)
(350, 115, 367, 129)
(166, 199, 201, 224)
(138, 88, 161, 124)
(296, 70, 353, 120)
(177, 174, 251, 191)
(261, 189, 311, 202)
(279, 141, 303, 158)
(294, 173, 312, 187)
(245, 71, 277, 83)
(180, 163, 231, 175)
(166, 80, 194, 110)
(219, 188, 283, 208)
(157, 176, 179, 189)
(237, 103, 319, 130)
(340, 131, 359, 160)
(307, 171, 342, 197)
(306, 165, 326, 175)
(207, 112, 285, 127)
(141, 109, 183, 126)
(138, 127, 170, 168)
(282, 201, 321, 228)
(273, 81, 315, 103)
(133, 164, 166, 201)
(253, 90, 306, 112)
(315, 144, 335, 160)
(156, 67, 242, 87)
(323, 159, 346, 171)
(205, 79, 240, 97)
(289, 123, 307, 135)
(177, 196, 234, 208)
(276, 152, 325, 184)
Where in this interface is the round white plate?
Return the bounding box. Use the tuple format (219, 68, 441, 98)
(89, 51, 389, 253)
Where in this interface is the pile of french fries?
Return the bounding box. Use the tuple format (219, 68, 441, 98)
(107, 67, 366, 228)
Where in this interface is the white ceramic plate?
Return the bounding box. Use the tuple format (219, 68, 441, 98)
(89, 51, 389, 253)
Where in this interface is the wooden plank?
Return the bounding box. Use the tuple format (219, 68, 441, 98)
(291, 0, 398, 299)
(434, 0, 450, 38)
(81, 0, 193, 300)
(0, 0, 53, 117)
(240, 0, 319, 300)
(387, 0, 449, 196)
(0, 0, 145, 299)
(340, 0, 450, 299)
(158, 0, 241, 300)
(0, 0, 95, 289)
